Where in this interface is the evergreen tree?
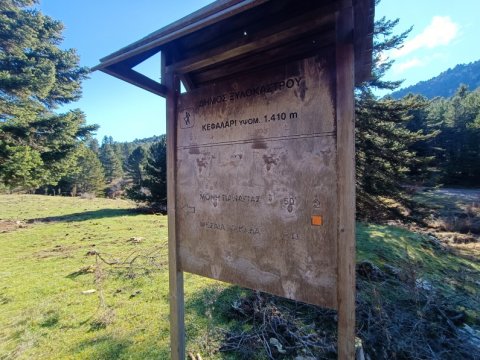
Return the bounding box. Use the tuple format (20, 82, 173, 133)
(0, 0, 95, 191)
(427, 86, 480, 185)
(355, 15, 431, 218)
(125, 146, 147, 185)
(0, 144, 43, 190)
(0, 0, 88, 110)
(403, 94, 439, 185)
(143, 138, 167, 206)
(58, 145, 105, 196)
(124, 145, 147, 202)
(87, 138, 100, 154)
(99, 143, 123, 183)
(0, 109, 96, 190)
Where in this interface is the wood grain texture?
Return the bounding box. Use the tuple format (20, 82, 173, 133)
(167, 10, 335, 74)
(190, 31, 335, 87)
(98, 0, 271, 69)
(163, 52, 185, 360)
(175, 54, 339, 308)
(335, 3, 356, 359)
(94, 0, 373, 87)
(102, 64, 168, 98)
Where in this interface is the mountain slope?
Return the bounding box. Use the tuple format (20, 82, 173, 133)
(391, 59, 480, 99)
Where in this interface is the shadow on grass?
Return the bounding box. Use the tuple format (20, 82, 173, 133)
(73, 334, 170, 359)
(413, 188, 480, 235)
(186, 285, 244, 321)
(357, 222, 480, 298)
(28, 208, 142, 223)
(74, 335, 132, 359)
(40, 311, 60, 328)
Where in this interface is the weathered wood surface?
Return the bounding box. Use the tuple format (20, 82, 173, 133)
(164, 54, 185, 360)
(167, 9, 336, 74)
(189, 31, 335, 87)
(336, 2, 356, 358)
(98, 0, 271, 69)
(94, 0, 373, 91)
(102, 64, 168, 97)
(175, 54, 339, 308)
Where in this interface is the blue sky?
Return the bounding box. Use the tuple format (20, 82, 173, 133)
(39, 0, 480, 142)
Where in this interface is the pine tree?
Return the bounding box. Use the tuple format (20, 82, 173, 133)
(125, 146, 147, 185)
(99, 143, 123, 183)
(58, 145, 105, 196)
(87, 138, 100, 154)
(0, 145, 43, 190)
(0, 109, 97, 190)
(143, 138, 167, 206)
(0, 0, 95, 191)
(355, 16, 431, 218)
(124, 145, 147, 201)
(427, 86, 480, 185)
(0, 0, 88, 110)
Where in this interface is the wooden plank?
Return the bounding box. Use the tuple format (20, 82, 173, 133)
(353, 0, 374, 84)
(102, 64, 168, 98)
(167, 10, 335, 74)
(163, 52, 185, 360)
(175, 55, 339, 308)
(191, 30, 335, 86)
(335, 3, 356, 359)
(101, 0, 246, 62)
(170, 0, 337, 62)
(97, 0, 271, 70)
(179, 73, 195, 92)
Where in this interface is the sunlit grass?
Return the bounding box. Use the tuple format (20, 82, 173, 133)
(0, 195, 478, 359)
(0, 195, 237, 359)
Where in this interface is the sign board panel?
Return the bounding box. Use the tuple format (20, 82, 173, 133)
(176, 52, 338, 308)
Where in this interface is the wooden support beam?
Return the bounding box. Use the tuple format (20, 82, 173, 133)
(163, 52, 185, 360)
(101, 0, 250, 63)
(191, 30, 334, 86)
(98, 0, 271, 70)
(179, 73, 195, 92)
(102, 64, 168, 98)
(167, 10, 335, 74)
(336, 2, 356, 359)
(354, 0, 374, 84)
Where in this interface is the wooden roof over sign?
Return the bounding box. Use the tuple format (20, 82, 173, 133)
(93, 0, 374, 97)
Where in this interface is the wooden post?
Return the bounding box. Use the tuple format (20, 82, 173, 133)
(162, 52, 185, 360)
(336, 2, 356, 360)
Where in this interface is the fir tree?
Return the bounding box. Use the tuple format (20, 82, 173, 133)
(355, 15, 431, 218)
(99, 143, 123, 183)
(427, 86, 480, 185)
(58, 145, 105, 196)
(0, 0, 96, 191)
(143, 138, 167, 206)
(125, 146, 147, 186)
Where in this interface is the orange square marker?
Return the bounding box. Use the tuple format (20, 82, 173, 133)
(311, 215, 323, 226)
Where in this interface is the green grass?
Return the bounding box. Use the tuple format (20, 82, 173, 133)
(0, 195, 478, 359)
(0, 195, 238, 360)
(357, 222, 479, 321)
(414, 188, 480, 235)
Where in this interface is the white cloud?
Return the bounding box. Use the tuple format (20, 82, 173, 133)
(391, 16, 458, 59)
(394, 58, 423, 74)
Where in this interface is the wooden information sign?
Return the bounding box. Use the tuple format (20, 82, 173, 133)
(94, 1, 373, 358)
(176, 54, 338, 308)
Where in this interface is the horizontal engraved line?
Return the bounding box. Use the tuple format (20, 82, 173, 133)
(177, 131, 335, 150)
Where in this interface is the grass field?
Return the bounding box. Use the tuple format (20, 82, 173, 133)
(0, 195, 239, 359)
(0, 194, 479, 359)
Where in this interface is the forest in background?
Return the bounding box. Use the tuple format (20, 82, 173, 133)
(1, 0, 480, 219)
(1, 2, 479, 359)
